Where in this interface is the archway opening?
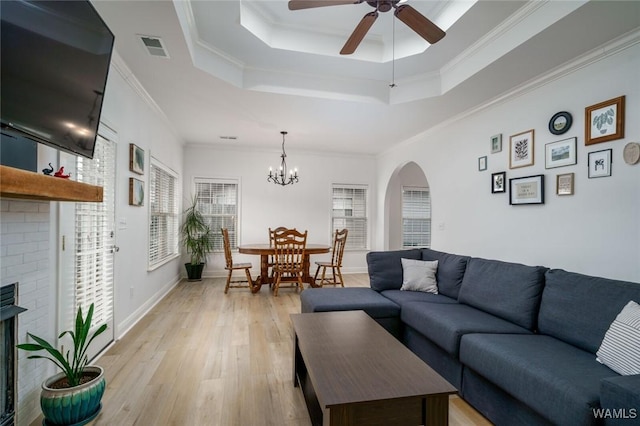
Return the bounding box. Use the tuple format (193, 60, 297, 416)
(383, 161, 430, 250)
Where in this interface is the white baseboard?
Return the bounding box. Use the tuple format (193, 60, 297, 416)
(114, 273, 181, 341)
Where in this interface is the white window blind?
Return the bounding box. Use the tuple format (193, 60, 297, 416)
(149, 158, 179, 269)
(73, 136, 115, 328)
(194, 178, 238, 251)
(332, 185, 368, 250)
(402, 186, 431, 248)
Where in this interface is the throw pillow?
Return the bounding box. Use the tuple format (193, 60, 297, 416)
(400, 258, 438, 294)
(596, 300, 640, 375)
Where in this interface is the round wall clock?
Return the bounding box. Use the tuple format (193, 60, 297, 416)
(548, 111, 573, 135)
(623, 142, 640, 165)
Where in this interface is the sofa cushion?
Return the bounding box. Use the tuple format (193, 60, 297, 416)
(300, 287, 400, 318)
(600, 375, 640, 426)
(401, 302, 531, 356)
(596, 300, 640, 375)
(400, 258, 438, 293)
(421, 248, 470, 299)
(458, 257, 546, 330)
(367, 249, 421, 292)
(460, 333, 619, 426)
(381, 289, 458, 306)
(538, 269, 640, 354)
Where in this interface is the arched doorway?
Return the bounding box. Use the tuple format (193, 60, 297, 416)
(383, 162, 430, 250)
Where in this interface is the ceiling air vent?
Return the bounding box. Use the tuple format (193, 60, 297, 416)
(138, 35, 169, 58)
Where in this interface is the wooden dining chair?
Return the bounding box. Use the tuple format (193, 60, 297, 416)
(313, 229, 348, 287)
(268, 227, 289, 282)
(222, 228, 254, 293)
(272, 228, 307, 297)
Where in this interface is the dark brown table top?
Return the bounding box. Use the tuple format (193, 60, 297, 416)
(290, 310, 457, 408)
(238, 243, 330, 255)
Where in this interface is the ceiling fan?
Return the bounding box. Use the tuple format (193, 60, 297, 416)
(288, 0, 446, 55)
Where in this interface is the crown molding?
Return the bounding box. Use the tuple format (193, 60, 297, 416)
(110, 51, 183, 143)
(382, 29, 640, 156)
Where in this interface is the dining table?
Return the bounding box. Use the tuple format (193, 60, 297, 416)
(238, 243, 330, 293)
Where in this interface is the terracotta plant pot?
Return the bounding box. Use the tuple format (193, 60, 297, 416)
(40, 365, 105, 425)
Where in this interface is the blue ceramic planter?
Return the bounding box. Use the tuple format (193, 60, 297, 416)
(40, 366, 105, 426)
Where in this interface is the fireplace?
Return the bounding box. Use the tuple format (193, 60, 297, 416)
(1, 283, 27, 426)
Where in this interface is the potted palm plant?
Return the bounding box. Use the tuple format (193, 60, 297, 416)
(181, 196, 214, 281)
(17, 303, 107, 426)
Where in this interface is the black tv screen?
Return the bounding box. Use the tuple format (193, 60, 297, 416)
(1, 0, 114, 160)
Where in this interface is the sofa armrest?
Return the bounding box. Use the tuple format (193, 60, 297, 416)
(600, 375, 640, 425)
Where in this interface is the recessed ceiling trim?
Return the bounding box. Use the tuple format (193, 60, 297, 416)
(441, 0, 588, 93)
(172, 0, 593, 105)
(235, 0, 476, 63)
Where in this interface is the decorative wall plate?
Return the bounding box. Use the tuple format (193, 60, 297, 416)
(548, 111, 572, 135)
(623, 142, 640, 165)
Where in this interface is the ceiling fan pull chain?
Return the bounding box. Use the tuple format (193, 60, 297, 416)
(390, 15, 396, 88)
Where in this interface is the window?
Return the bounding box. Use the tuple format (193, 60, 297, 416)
(194, 178, 238, 251)
(402, 186, 431, 248)
(332, 184, 368, 250)
(149, 158, 179, 269)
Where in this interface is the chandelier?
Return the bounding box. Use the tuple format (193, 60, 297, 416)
(267, 131, 299, 186)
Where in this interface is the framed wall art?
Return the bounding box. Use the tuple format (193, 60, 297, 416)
(129, 143, 145, 175)
(548, 111, 572, 135)
(129, 178, 145, 206)
(585, 96, 625, 145)
(490, 134, 502, 153)
(509, 129, 535, 169)
(509, 174, 544, 205)
(545, 137, 577, 169)
(491, 171, 506, 193)
(478, 156, 487, 171)
(623, 142, 640, 165)
(556, 173, 574, 196)
(588, 149, 612, 178)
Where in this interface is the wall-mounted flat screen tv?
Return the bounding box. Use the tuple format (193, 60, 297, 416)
(1, 0, 114, 160)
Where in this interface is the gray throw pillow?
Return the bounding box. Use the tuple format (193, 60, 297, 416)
(400, 258, 438, 294)
(596, 300, 640, 375)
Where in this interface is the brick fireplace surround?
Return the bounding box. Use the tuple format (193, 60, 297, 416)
(1, 199, 56, 424)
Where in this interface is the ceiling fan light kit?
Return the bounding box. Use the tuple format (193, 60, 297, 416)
(288, 0, 445, 55)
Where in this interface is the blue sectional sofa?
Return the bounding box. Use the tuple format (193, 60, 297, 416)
(300, 248, 640, 425)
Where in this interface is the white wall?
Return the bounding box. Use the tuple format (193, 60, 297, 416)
(375, 42, 640, 282)
(101, 55, 185, 337)
(4, 53, 185, 426)
(183, 145, 376, 275)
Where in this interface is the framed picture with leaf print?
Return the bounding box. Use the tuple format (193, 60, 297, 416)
(509, 129, 534, 169)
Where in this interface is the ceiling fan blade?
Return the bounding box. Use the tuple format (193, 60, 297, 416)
(394, 5, 445, 44)
(340, 11, 378, 55)
(288, 0, 362, 11)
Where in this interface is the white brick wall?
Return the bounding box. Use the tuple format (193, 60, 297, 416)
(1, 199, 56, 426)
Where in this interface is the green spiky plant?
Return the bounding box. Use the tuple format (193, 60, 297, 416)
(17, 303, 107, 387)
(181, 196, 214, 265)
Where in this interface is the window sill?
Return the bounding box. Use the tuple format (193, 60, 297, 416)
(148, 253, 180, 272)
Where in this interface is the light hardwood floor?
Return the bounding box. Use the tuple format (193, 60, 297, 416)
(63, 274, 491, 425)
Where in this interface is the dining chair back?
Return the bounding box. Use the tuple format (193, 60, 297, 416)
(268, 227, 289, 281)
(313, 228, 348, 287)
(272, 229, 307, 296)
(222, 228, 254, 293)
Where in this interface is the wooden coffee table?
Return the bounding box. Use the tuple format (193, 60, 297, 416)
(291, 310, 457, 426)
